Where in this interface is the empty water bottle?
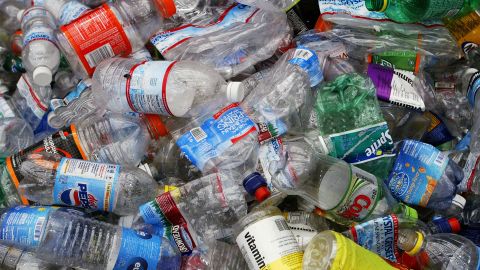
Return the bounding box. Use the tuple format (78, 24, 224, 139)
(20, 7, 60, 87)
(0, 205, 181, 270)
(44, 0, 92, 25)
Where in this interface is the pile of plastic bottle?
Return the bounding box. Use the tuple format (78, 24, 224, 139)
(3, 0, 480, 269)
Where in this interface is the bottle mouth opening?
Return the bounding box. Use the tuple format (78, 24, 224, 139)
(365, 0, 388, 12)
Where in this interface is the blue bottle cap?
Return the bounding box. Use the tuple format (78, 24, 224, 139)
(243, 172, 271, 202)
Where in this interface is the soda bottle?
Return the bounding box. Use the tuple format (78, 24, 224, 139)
(303, 230, 398, 270)
(17, 152, 158, 215)
(56, 0, 175, 78)
(398, 230, 480, 270)
(234, 206, 303, 270)
(44, 0, 92, 25)
(133, 172, 248, 254)
(92, 57, 245, 117)
(386, 140, 464, 210)
(0, 113, 166, 208)
(267, 136, 397, 225)
(364, 0, 467, 23)
(20, 7, 60, 87)
(0, 205, 181, 270)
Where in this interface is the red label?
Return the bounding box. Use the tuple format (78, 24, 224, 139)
(60, 4, 132, 76)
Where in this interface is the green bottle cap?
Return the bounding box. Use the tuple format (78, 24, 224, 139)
(365, 0, 388, 12)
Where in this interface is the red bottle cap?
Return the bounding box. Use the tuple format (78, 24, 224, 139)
(154, 0, 177, 18)
(448, 218, 461, 233)
(143, 114, 168, 139)
(254, 186, 271, 202)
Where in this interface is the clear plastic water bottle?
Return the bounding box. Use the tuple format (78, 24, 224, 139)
(92, 57, 245, 117)
(386, 140, 464, 210)
(151, 4, 291, 79)
(398, 230, 480, 270)
(0, 117, 34, 157)
(133, 172, 248, 254)
(44, 0, 91, 25)
(56, 0, 175, 78)
(267, 137, 397, 226)
(0, 0, 34, 33)
(20, 7, 60, 87)
(17, 152, 158, 215)
(10, 75, 52, 132)
(0, 205, 181, 270)
(0, 242, 67, 270)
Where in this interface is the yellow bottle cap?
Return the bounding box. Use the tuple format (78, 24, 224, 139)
(406, 232, 424, 256)
(380, 0, 388, 12)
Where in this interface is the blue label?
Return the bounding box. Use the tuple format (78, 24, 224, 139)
(53, 158, 120, 212)
(455, 132, 471, 151)
(139, 201, 170, 228)
(386, 140, 448, 207)
(288, 47, 323, 87)
(176, 103, 256, 171)
(467, 72, 480, 107)
(113, 229, 162, 270)
(59, 1, 90, 25)
(422, 112, 454, 147)
(350, 215, 399, 262)
(33, 109, 58, 137)
(0, 206, 52, 248)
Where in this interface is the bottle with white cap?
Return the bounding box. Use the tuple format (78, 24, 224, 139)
(92, 57, 246, 118)
(44, 0, 92, 25)
(20, 7, 60, 87)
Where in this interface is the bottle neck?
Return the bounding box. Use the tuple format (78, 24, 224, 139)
(365, 0, 388, 12)
(398, 229, 424, 256)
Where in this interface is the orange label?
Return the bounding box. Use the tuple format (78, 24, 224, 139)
(60, 4, 132, 76)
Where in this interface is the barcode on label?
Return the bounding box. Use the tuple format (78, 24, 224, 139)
(85, 44, 114, 68)
(434, 153, 447, 167)
(292, 49, 313, 61)
(190, 127, 207, 142)
(275, 219, 289, 232)
(34, 217, 46, 241)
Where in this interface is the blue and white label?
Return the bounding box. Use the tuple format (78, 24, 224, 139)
(349, 215, 399, 262)
(50, 79, 92, 111)
(113, 229, 162, 270)
(288, 47, 323, 87)
(386, 140, 448, 207)
(139, 201, 170, 228)
(53, 158, 120, 212)
(176, 103, 256, 171)
(467, 72, 480, 107)
(151, 4, 258, 54)
(23, 25, 55, 47)
(318, 0, 388, 20)
(0, 206, 52, 248)
(127, 61, 175, 115)
(59, 1, 91, 25)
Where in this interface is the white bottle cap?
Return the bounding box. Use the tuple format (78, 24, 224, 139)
(226, 82, 245, 103)
(0, 85, 8, 94)
(44, 0, 63, 20)
(452, 194, 466, 209)
(17, 9, 25, 23)
(33, 66, 53, 86)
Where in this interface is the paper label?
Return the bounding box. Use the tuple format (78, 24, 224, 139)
(59, 1, 90, 25)
(318, 0, 388, 20)
(4, 126, 86, 205)
(16, 75, 48, 120)
(386, 140, 448, 207)
(138, 192, 196, 255)
(368, 51, 420, 73)
(331, 167, 381, 222)
(0, 206, 52, 248)
(288, 47, 323, 87)
(112, 229, 161, 270)
(176, 103, 256, 171)
(325, 122, 395, 165)
(256, 120, 288, 143)
(0, 96, 15, 119)
(125, 61, 176, 115)
(349, 215, 400, 262)
(60, 4, 132, 76)
(236, 215, 303, 270)
(151, 4, 258, 54)
(368, 64, 425, 111)
(53, 158, 119, 212)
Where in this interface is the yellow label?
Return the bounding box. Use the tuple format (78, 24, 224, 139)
(331, 231, 396, 270)
(445, 11, 480, 46)
(267, 252, 303, 270)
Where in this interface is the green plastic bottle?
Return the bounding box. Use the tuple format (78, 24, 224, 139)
(365, 0, 466, 23)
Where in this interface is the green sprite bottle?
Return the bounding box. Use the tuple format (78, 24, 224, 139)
(365, 0, 466, 23)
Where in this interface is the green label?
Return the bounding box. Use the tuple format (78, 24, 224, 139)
(324, 122, 395, 165)
(369, 51, 418, 72)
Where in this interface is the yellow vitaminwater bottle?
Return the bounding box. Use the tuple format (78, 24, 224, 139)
(234, 206, 303, 270)
(303, 230, 397, 270)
